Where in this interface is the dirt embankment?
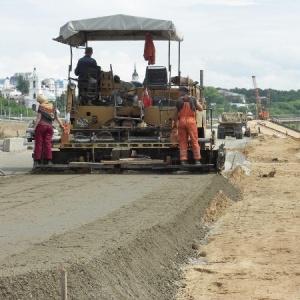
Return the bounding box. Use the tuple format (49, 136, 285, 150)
(0, 121, 30, 138)
(177, 134, 300, 300)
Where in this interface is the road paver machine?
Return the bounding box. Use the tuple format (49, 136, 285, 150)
(41, 14, 225, 173)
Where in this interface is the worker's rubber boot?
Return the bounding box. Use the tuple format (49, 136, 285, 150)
(194, 160, 202, 165)
(43, 160, 53, 166)
(34, 160, 41, 166)
(181, 160, 188, 165)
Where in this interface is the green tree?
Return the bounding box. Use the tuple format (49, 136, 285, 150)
(16, 75, 29, 95)
(204, 86, 224, 106)
(0, 96, 35, 117)
(56, 92, 67, 116)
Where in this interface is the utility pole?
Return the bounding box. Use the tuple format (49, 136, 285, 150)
(266, 90, 271, 115)
(252, 76, 263, 120)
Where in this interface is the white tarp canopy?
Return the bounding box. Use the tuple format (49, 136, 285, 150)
(53, 14, 183, 46)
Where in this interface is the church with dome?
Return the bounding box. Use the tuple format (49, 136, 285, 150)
(131, 63, 142, 87)
(25, 67, 68, 110)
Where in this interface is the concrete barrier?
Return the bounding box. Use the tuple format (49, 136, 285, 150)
(3, 138, 26, 152)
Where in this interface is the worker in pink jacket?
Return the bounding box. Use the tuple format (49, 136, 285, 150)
(173, 86, 203, 165)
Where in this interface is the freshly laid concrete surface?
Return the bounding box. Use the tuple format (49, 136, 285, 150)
(257, 120, 300, 138)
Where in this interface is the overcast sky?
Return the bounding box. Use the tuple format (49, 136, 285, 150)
(1, 0, 299, 90)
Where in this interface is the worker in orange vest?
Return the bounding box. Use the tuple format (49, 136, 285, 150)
(173, 86, 203, 165)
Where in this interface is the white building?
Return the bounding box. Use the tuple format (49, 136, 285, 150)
(25, 67, 68, 111)
(132, 63, 139, 82)
(131, 63, 143, 87)
(1, 77, 14, 99)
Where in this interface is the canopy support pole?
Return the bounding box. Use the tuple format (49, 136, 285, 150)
(178, 41, 181, 82)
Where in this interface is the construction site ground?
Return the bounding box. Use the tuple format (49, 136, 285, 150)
(177, 121, 300, 300)
(0, 120, 300, 299)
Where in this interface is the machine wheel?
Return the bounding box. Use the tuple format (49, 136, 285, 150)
(244, 129, 251, 137)
(216, 144, 226, 172)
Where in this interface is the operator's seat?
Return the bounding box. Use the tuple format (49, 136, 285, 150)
(144, 66, 168, 90)
(144, 66, 168, 106)
(78, 65, 101, 105)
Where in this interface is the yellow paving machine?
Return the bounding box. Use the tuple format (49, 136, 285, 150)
(36, 14, 225, 173)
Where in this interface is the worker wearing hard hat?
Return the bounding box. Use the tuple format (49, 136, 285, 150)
(173, 86, 203, 165)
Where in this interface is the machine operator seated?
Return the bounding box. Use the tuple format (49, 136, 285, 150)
(75, 47, 100, 104)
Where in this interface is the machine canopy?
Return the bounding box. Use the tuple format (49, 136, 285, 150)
(53, 14, 184, 46)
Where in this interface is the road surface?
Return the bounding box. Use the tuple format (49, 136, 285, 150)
(0, 152, 241, 300)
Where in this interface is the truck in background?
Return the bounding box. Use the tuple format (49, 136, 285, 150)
(217, 112, 249, 139)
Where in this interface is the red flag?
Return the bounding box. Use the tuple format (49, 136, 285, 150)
(142, 88, 152, 107)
